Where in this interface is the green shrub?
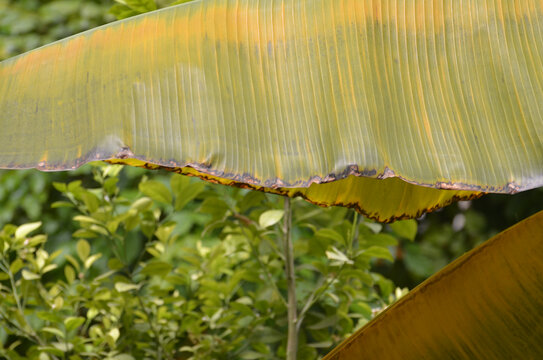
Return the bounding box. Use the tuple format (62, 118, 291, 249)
(0, 164, 406, 359)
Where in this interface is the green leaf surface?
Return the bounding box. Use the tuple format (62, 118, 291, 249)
(139, 180, 172, 205)
(76, 239, 90, 261)
(141, 260, 172, 277)
(64, 316, 85, 332)
(389, 220, 417, 241)
(115, 282, 141, 292)
(258, 209, 285, 228)
(15, 221, 41, 240)
(21, 269, 40, 280)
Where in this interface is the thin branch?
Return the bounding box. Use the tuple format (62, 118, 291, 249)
(283, 198, 298, 360)
(137, 294, 163, 360)
(239, 226, 287, 307)
(297, 210, 359, 333)
(296, 264, 346, 334)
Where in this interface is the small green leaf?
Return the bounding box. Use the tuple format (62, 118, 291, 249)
(350, 301, 373, 318)
(361, 246, 394, 261)
(52, 182, 67, 193)
(112, 355, 136, 360)
(104, 177, 119, 195)
(155, 223, 176, 243)
(26, 234, 47, 247)
(115, 282, 141, 293)
(258, 210, 285, 228)
(64, 266, 75, 284)
(42, 327, 65, 339)
(315, 228, 345, 245)
(389, 219, 417, 241)
(64, 316, 85, 332)
(107, 328, 120, 343)
(171, 175, 205, 210)
(308, 341, 333, 348)
(109, 3, 139, 19)
(361, 221, 383, 234)
(51, 201, 74, 209)
(67, 180, 82, 193)
(80, 192, 100, 213)
(52, 342, 73, 352)
(199, 197, 230, 218)
(169, 0, 193, 5)
(65, 255, 80, 272)
(22, 269, 41, 280)
(325, 246, 353, 265)
(73, 229, 99, 238)
(84, 253, 102, 269)
(76, 239, 90, 261)
(10, 258, 23, 274)
(139, 180, 172, 204)
(41, 264, 57, 274)
(131, 197, 153, 211)
(124, 0, 157, 13)
(308, 315, 339, 330)
(141, 261, 172, 277)
(108, 258, 124, 270)
(15, 222, 41, 240)
(363, 233, 399, 248)
(73, 215, 102, 225)
(38, 346, 64, 357)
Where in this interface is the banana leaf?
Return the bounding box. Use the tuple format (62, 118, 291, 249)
(324, 209, 543, 359)
(1, 0, 542, 221)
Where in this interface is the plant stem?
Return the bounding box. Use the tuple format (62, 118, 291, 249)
(296, 264, 346, 334)
(283, 198, 297, 360)
(137, 294, 162, 360)
(239, 226, 287, 307)
(2, 261, 46, 347)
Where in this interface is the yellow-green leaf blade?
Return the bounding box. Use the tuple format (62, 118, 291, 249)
(1, 0, 542, 216)
(108, 159, 480, 222)
(324, 210, 543, 359)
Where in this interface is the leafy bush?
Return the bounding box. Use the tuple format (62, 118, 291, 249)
(0, 0, 114, 60)
(0, 164, 406, 359)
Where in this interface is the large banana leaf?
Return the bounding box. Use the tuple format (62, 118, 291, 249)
(324, 209, 543, 359)
(1, 0, 543, 221)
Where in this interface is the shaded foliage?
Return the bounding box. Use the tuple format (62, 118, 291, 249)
(0, 0, 114, 61)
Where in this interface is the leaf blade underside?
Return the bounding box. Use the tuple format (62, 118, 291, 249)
(1, 0, 542, 219)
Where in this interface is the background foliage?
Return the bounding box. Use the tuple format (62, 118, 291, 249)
(0, 164, 407, 359)
(1, 0, 543, 359)
(0, 0, 114, 61)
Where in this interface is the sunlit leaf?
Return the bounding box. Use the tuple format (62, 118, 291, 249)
(4, 0, 542, 219)
(258, 210, 285, 228)
(22, 269, 40, 280)
(15, 222, 41, 240)
(115, 282, 141, 292)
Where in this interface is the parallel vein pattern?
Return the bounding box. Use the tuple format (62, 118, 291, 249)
(1, 0, 542, 219)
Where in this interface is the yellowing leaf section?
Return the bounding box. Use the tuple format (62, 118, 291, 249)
(324, 210, 543, 359)
(1, 0, 542, 219)
(108, 158, 480, 222)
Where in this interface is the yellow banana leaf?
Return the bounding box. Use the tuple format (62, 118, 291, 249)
(324, 209, 543, 360)
(1, 0, 543, 221)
